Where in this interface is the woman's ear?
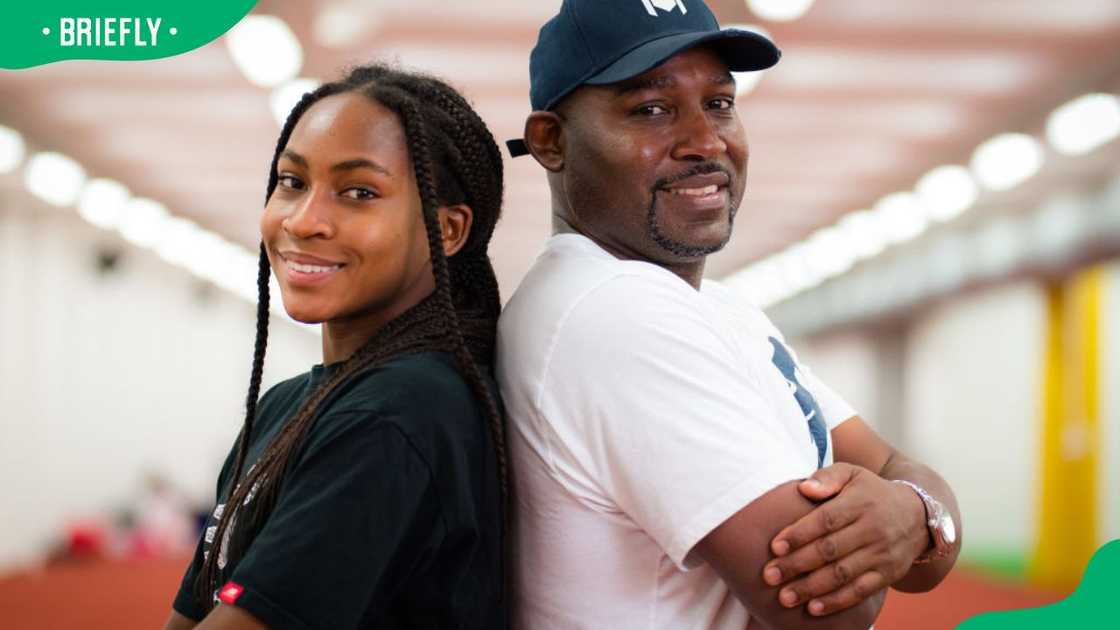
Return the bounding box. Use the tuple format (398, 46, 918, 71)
(437, 203, 474, 257)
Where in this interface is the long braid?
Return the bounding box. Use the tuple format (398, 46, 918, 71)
(425, 89, 508, 498)
(397, 96, 509, 506)
(226, 245, 271, 487)
(364, 75, 507, 514)
(193, 64, 508, 610)
(419, 88, 508, 513)
(402, 78, 511, 602)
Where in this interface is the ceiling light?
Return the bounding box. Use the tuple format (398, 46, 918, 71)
(185, 233, 258, 296)
(837, 209, 887, 259)
(270, 78, 322, 126)
(803, 226, 855, 278)
(313, 2, 378, 49)
(727, 259, 784, 308)
(915, 165, 978, 222)
(0, 125, 26, 174)
(734, 71, 766, 95)
(25, 151, 86, 206)
(1046, 93, 1120, 156)
(873, 192, 928, 244)
(183, 230, 230, 282)
(747, 0, 815, 22)
(203, 240, 259, 303)
(118, 198, 170, 248)
(155, 216, 201, 267)
(778, 244, 826, 294)
(970, 132, 1043, 191)
(78, 178, 130, 229)
(225, 15, 303, 88)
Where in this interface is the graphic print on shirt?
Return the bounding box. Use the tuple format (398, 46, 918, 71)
(201, 465, 264, 604)
(768, 337, 827, 468)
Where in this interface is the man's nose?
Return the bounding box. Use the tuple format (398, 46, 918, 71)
(671, 107, 728, 161)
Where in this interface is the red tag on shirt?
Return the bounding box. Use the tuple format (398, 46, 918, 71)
(218, 582, 244, 605)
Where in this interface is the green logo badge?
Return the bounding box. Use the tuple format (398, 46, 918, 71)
(1, 0, 258, 69)
(957, 540, 1119, 629)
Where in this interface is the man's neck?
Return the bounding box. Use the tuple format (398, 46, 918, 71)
(551, 213, 706, 290)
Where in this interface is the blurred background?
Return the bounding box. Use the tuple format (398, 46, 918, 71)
(1, 0, 1117, 627)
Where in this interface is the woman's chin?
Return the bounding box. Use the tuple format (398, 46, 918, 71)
(281, 302, 331, 325)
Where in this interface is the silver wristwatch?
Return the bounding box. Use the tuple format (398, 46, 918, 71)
(893, 480, 957, 564)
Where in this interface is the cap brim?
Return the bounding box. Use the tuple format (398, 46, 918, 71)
(585, 29, 779, 88)
(507, 138, 530, 157)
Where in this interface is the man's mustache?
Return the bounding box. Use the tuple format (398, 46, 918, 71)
(652, 162, 733, 191)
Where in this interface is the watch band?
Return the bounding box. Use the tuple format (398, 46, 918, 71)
(892, 479, 954, 564)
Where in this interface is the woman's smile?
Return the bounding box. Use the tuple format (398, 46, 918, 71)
(279, 250, 346, 287)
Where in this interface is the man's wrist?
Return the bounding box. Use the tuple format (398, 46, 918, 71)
(892, 479, 956, 564)
(893, 480, 933, 560)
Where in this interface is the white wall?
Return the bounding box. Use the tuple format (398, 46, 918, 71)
(0, 191, 320, 572)
(903, 281, 1046, 556)
(792, 280, 1048, 559)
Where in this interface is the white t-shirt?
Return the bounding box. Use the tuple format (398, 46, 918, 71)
(496, 233, 856, 630)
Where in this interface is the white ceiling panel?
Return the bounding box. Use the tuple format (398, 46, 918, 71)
(1, 0, 1116, 294)
(822, 0, 1120, 32)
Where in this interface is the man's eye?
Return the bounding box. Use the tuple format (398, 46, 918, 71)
(709, 97, 735, 111)
(341, 187, 378, 201)
(635, 104, 670, 116)
(277, 175, 304, 190)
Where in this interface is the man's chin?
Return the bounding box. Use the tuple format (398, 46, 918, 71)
(649, 224, 732, 259)
(647, 205, 734, 260)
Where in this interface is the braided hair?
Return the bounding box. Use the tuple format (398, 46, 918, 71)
(193, 63, 506, 608)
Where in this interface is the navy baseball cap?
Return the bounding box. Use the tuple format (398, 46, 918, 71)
(506, 0, 781, 157)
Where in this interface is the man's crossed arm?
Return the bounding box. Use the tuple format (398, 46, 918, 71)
(697, 416, 961, 628)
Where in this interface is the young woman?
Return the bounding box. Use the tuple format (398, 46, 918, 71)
(163, 64, 507, 629)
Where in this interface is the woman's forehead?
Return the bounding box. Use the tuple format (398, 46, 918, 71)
(286, 92, 408, 169)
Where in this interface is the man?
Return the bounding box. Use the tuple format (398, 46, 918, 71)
(497, 1, 961, 629)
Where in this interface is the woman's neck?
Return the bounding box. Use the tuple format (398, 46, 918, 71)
(320, 274, 436, 364)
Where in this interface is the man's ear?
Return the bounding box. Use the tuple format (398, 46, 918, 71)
(524, 111, 565, 172)
(437, 203, 474, 257)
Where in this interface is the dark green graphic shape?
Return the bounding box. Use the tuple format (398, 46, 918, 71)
(957, 539, 1119, 629)
(1, 1, 257, 70)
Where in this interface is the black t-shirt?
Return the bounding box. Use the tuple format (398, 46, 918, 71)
(172, 351, 504, 629)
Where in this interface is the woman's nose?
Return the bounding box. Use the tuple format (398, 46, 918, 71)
(281, 188, 334, 239)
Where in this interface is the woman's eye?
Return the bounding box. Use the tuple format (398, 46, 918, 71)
(341, 187, 378, 201)
(277, 175, 304, 190)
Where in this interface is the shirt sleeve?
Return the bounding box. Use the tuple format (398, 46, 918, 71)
(791, 359, 857, 431)
(743, 300, 858, 431)
(225, 414, 439, 630)
(171, 530, 209, 620)
(537, 274, 811, 569)
(763, 323, 857, 431)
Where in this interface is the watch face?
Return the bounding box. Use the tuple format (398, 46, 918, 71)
(939, 513, 957, 545)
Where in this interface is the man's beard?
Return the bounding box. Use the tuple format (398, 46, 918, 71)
(646, 201, 736, 258)
(646, 162, 738, 258)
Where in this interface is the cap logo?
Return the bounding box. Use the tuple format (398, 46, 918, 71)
(641, 0, 688, 17)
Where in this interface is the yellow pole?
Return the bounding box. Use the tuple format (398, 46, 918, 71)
(1031, 267, 1104, 589)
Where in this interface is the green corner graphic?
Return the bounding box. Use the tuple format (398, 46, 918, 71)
(957, 539, 1119, 629)
(1, 1, 258, 70)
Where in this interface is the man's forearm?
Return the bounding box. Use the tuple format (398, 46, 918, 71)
(879, 451, 962, 592)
